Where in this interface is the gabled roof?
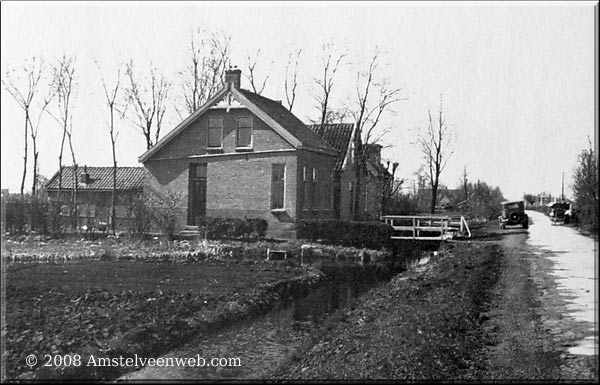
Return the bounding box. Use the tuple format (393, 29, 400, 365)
(45, 166, 145, 191)
(139, 86, 336, 163)
(306, 123, 354, 171)
(238, 90, 334, 152)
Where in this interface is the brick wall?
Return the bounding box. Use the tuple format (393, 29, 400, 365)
(296, 150, 336, 221)
(204, 152, 298, 237)
(144, 159, 190, 230)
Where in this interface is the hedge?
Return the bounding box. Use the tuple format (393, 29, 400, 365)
(296, 219, 392, 250)
(197, 217, 268, 240)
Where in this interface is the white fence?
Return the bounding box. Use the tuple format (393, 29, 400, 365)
(381, 215, 471, 241)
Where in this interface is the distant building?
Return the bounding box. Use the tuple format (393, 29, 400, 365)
(45, 166, 145, 231)
(306, 124, 393, 220)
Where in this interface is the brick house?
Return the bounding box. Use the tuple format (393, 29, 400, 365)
(45, 166, 145, 231)
(307, 123, 393, 220)
(139, 69, 337, 239)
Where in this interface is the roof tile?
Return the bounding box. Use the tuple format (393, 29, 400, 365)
(306, 123, 354, 171)
(239, 90, 335, 152)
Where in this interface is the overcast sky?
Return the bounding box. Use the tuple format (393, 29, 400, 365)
(1, 1, 596, 201)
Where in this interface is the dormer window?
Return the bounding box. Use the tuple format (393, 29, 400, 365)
(207, 117, 223, 148)
(236, 117, 253, 149)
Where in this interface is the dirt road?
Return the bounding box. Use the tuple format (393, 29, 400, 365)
(483, 225, 597, 380)
(481, 228, 596, 380)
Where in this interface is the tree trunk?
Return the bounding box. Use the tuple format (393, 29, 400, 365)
(430, 182, 438, 214)
(112, 161, 117, 234)
(111, 106, 117, 234)
(31, 139, 38, 197)
(20, 111, 29, 198)
(72, 163, 78, 230)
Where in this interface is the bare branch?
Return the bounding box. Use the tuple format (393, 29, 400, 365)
(246, 49, 270, 95)
(180, 28, 231, 114)
(284, 49, 302, 112)
(314, 43, 346, 125)
(125, 60, 171, 149)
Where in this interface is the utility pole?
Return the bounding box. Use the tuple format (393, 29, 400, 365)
(561, 171, 565, 201)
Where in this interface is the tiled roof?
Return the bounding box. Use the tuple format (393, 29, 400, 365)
(239, 89, 334, 152)
(45, 166, 145, 191)
(306, 123, 354, 171)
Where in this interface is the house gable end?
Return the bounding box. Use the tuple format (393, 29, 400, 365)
(139, 88, 317, 163)
(139, 87, 229, 163)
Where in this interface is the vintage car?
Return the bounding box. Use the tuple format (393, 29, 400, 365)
(549, 202, 572, 225)
(498, 200, 529, 229)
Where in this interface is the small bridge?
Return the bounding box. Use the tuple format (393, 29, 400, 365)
(381, 215, 471, 241)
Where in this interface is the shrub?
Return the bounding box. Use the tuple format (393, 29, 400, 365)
(146, 189, 185, 243)
(3, 195, 53, 234)
(296, 219, 392, 249)
(129, 194, 153, 236)
(198, 217, 268, 240)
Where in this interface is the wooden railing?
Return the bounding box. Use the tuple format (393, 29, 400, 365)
(381, 215, 471, 241)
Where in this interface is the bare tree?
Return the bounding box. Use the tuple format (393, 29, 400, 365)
(284, 49, 302, 112)
(125, 60, 171, 150)
(48, 55, 78, 227)
(245, 49, 271, 95)
(28, 88, 55, 197)
(179, 28, 231, 116)
(97, 60, 125, 234)
(2, 57, 44, 198)
(349, 48, 403, 220)
(418, 95, 454, 214)
(382, 161, 402, 215)
(314, 43, 346, 126)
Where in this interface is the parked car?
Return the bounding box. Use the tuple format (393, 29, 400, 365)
(549, 202, 571, 225)
(498, 200, 529, 229)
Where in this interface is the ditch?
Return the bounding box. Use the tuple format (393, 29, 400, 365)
(119, 248, 436, 380)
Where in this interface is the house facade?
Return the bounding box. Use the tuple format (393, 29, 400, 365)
(307, 124, 393, 221)
(139, 69, 337, 239)
(45, 166, 145, 231)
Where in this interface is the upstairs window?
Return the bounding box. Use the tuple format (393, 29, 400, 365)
(207, 117, 223, 148)
(236, 117, 253, 148)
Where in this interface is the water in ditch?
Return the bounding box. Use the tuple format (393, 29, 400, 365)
(120, 252, 432, 380)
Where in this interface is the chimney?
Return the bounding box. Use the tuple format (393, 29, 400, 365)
(80, 165, 90, 184)
(224, 67, 241, 90)
(364, 144, 382, 165)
